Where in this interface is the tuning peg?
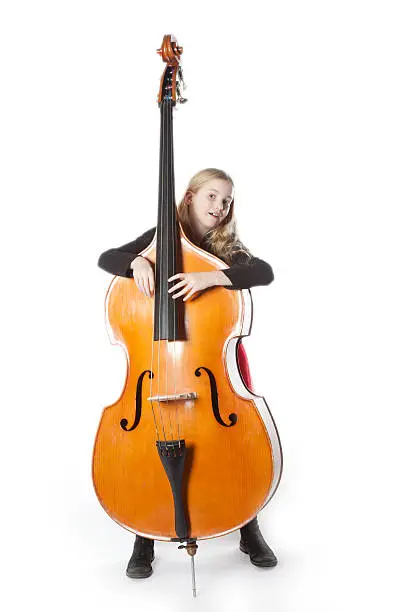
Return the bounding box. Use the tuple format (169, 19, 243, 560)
(178, 65, 187, 89)
(176, 82, 188, 105)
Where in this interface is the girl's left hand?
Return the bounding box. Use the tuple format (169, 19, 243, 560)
(168, 271, 215, 302)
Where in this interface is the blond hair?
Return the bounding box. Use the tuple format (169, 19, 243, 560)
(177, 168, 252, 265)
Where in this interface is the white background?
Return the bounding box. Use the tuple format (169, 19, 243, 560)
(1, 1, 407, 611)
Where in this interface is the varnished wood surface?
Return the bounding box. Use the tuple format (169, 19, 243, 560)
(93, 236, 275, 539)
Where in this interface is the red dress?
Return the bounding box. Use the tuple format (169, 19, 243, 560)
(237, 341, 254, 393)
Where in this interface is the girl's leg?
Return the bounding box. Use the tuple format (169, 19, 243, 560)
(240, 516, 277, 567)
(126, 535, 155, 579)
(237, 342, 278, 567)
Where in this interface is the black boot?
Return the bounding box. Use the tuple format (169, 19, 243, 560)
(126, 535, 155, 579)
(239, 516, 277, 567)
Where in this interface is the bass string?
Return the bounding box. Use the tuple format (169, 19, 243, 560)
(149, 96, 167, 447)
(157, 97, 171, 448)
(169, 97, 182, 447)
(164, 96, 177, 447)
(150, 96, 181, 450)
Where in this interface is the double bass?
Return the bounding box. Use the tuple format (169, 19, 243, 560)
(92, 34, 283, 595)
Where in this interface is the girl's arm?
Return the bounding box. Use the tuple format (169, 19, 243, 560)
(168, 252, 274, 302)
(98, 227, 274, 290)
(219, 251, 274, 290)
(97, 227, 156, 277)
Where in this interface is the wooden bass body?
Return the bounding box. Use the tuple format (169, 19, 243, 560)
(92, 231, 282, 540)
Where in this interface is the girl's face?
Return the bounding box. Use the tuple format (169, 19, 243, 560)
(186, 179, 233, 239)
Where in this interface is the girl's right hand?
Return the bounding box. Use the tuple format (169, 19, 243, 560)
(130, 256, 155, 297)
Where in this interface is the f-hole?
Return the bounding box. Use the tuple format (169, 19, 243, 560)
(120, 369, 153, 431)
(195, 366, 237, 427)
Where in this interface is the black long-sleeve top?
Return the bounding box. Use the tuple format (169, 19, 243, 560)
(97, 226, 274, 290)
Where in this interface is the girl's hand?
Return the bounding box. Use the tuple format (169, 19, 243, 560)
(130, 256, 155, 297)
(168, 271, 220, 302)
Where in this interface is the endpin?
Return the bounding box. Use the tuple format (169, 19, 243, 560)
(178, 540, 198, 597)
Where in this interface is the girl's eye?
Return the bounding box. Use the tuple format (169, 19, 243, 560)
(208, 193, 231, 209)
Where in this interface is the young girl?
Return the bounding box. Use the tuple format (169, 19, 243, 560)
(98, 168, 277, 578)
